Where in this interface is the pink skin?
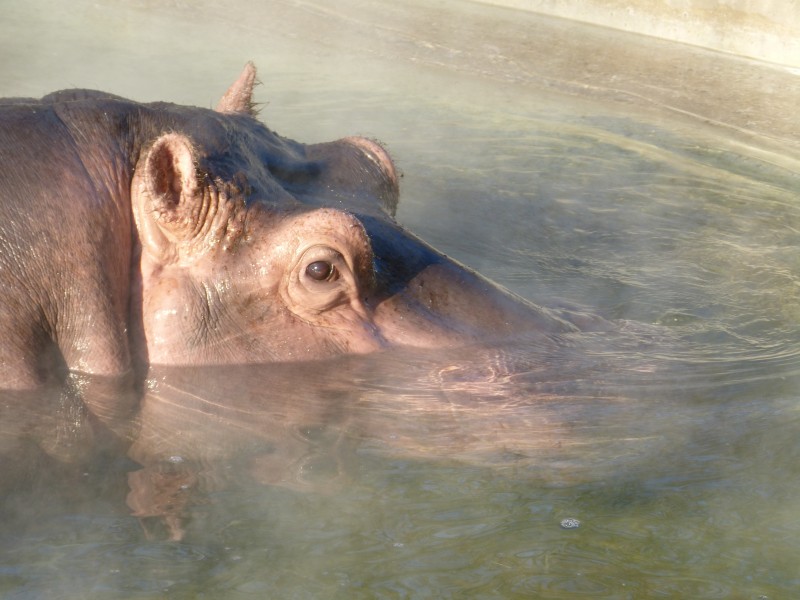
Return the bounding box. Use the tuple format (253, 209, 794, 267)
(134, 196, 387, 364)
(130, 123, 564, 368)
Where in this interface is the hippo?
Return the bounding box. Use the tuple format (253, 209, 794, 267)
(0, 63, 581, 453)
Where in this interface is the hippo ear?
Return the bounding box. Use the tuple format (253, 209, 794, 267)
(216, 62, 258, 115)
(135, 133, 202, 259)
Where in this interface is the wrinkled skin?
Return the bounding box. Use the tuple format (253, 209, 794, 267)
(0, 63, 582, 448)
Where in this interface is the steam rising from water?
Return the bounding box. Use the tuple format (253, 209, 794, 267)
(1, 0, 799, 596)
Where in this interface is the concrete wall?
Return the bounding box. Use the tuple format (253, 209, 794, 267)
(475, 0, 800, 69)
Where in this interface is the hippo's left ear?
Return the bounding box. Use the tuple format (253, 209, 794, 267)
(216, 62, 258, 115)
(133, 133, 203, 261)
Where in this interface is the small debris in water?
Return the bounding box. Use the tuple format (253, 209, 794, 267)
(560, 518, 581, 529)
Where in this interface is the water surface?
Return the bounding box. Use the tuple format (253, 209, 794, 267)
(1, 0, 799, 598)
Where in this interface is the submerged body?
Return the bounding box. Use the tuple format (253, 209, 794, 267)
(0, 64, 579, 444)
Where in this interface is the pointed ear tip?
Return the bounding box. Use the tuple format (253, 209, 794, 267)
(216, 62, 261, 115)
(243, 61, 258, 83)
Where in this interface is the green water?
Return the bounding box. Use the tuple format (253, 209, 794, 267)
(1, 0, 799, 597)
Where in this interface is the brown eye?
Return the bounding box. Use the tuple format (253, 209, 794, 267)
(306, 260, 335, 281)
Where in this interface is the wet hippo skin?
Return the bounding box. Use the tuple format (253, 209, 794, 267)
(0, 63, 584, 448)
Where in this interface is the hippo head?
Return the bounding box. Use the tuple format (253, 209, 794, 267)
(130, 63, 572, 368)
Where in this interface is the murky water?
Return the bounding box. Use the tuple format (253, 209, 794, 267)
(2, 0, 800, 597)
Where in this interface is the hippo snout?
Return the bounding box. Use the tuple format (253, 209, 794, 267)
(370, 260, 572, 349)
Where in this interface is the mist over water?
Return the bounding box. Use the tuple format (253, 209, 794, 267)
(2, 0, 800, 597)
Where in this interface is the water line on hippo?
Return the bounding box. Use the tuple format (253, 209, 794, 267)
(0, 62, 599, 467)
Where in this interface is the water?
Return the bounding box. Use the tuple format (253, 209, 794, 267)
(2, 0, 800, 597)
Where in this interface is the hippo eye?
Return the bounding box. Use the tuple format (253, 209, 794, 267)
(286, 244, 363, 316)
(306, 260, 336, 282)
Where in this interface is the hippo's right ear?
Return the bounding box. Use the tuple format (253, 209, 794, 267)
(133, 133, 202, 262)
(216, 62, 258, 115)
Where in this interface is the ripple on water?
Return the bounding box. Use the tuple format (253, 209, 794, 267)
(3, 2, 800, 596)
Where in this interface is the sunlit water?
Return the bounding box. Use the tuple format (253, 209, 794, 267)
(2, 0, 800, 598)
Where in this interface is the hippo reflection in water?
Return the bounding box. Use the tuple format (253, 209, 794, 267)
(0, 64, 605, 538)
